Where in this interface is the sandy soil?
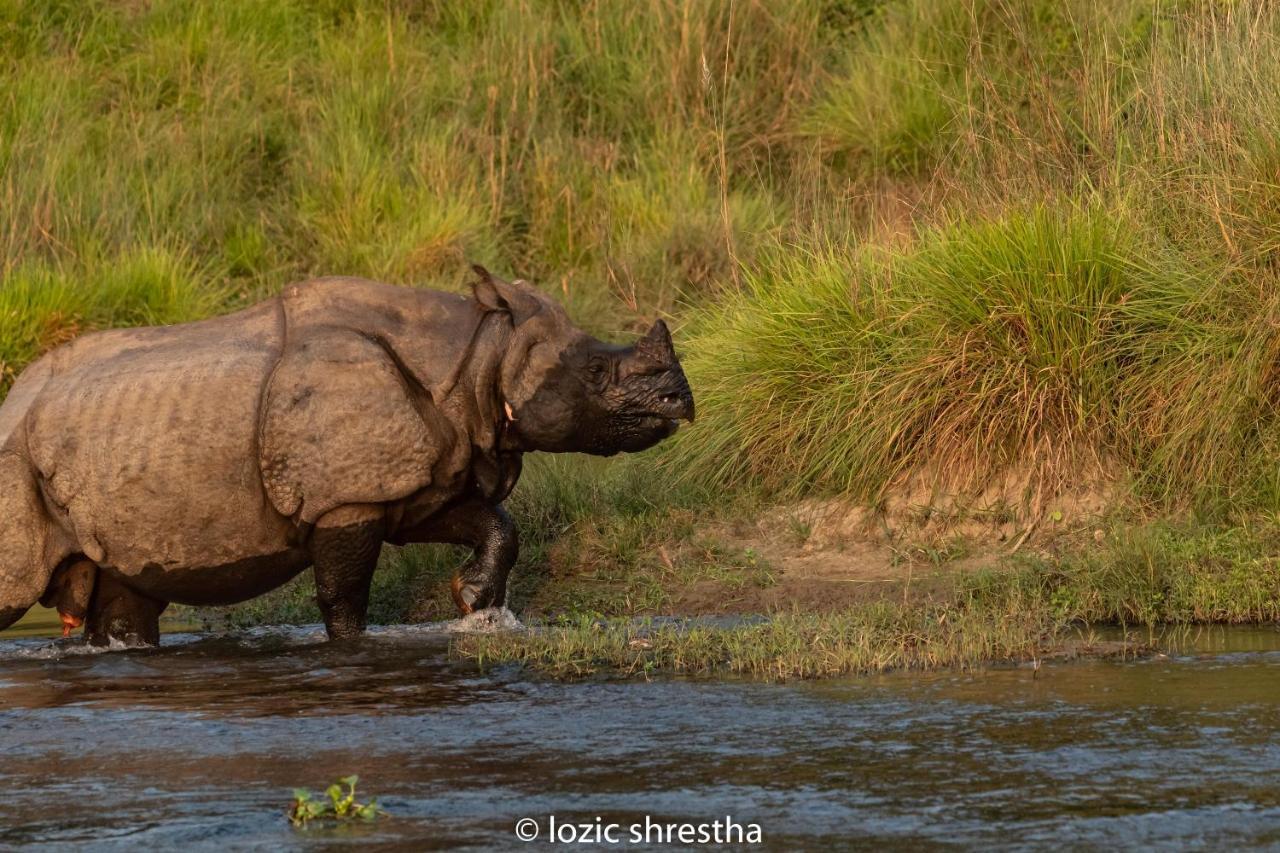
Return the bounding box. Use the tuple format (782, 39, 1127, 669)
(662, 485, 1113, 615)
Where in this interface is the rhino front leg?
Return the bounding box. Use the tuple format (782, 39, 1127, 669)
(435, 501, 518, 615)
(311, 505, 386, 640)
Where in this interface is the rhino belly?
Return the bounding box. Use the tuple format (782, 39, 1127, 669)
(119, 547, 313, 606)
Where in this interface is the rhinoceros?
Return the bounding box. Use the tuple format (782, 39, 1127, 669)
(0, 267, 694, 645)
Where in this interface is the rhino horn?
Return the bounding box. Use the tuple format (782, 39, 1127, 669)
(634, 318, 677, 365)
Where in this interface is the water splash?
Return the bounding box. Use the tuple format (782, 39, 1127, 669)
(0, 634, 181, 660)
(0, 607, 526, 660)
(443, 606, 524, 634)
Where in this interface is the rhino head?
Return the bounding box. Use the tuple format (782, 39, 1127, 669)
(472, 265, 695, 456)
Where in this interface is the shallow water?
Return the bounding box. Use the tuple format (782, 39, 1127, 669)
(2, 620, 1279, 850)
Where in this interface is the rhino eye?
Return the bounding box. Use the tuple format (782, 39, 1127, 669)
(586, 359, 608, 381)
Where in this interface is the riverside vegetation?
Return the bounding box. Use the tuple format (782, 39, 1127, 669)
(6, 0, 1280, 677)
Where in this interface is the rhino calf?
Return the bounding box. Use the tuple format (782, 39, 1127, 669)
(0, 267, 694, 644)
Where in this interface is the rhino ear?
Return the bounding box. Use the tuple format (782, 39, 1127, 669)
(471, 264, 509, 313)
(470, 264, 544, 325)
(634, 318, 677, 365)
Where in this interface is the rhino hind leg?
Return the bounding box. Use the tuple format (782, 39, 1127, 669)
(85, 571, 167, 647)
(39, 558, 98, 637)
(311, 506, 386, 641)
(0, 452, 57, 633)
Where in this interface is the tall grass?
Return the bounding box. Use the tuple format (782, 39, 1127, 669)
(667, 201, 1279, 507)
(5, 0, 1280, 520)
(666, 0, 1280, 513)
(0, 0, 822, 374)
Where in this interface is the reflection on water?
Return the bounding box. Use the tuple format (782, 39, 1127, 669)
(2, 622, 1280, 849)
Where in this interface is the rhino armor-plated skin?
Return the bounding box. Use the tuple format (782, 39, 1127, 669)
(0, 268, 694, 643)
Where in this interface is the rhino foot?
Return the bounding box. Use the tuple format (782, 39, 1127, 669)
(450, 574, 497, 615)
(86, 572, 166, 647)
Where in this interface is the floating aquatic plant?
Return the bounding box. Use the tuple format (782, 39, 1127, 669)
(288, 775, 386, 827)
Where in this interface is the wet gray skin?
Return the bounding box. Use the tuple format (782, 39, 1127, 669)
(2, 622, 1280, 849)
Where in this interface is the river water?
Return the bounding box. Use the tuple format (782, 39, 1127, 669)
(2, 614, 1279, 850)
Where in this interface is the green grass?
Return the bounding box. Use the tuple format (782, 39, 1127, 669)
(1016, 520, 1280, 625)
(458, 518, 1280, 680)
(460, 605, 1058, 681)
(665, 201, 1280, 508)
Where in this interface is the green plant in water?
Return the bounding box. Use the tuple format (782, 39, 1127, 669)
(288, 775, 386, 827)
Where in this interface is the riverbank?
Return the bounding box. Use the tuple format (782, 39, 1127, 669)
(447, 511, 1280, 679)
(177, 469, 1280, 680)
(12, 470, 1278, 679)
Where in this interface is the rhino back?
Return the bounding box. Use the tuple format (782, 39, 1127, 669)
(0, 355, 52, 454)
(23, 300, 293, 574)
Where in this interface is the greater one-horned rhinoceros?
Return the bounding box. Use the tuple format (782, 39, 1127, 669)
(0, 267, 694, 645)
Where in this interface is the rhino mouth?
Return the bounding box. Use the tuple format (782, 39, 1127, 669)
(641, 414, 681, 432)
(609, 394, 694, 452)
(644, 393, 695, 425)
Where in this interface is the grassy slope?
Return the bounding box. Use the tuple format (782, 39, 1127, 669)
(5, 1, 1280, 666)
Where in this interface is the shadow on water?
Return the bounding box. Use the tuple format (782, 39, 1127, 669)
(2, 618, 1280, 849)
